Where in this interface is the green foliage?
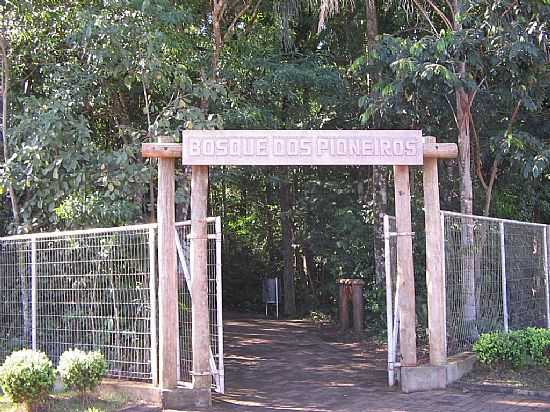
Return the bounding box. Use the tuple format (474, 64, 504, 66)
(57, 349, 108, 394)
(1, 0, 549, 323)
(0, 349, 56, 411)
(355, 0, 550, 217)
(0, 0, 219, 234)
(473, 328, 550, 369)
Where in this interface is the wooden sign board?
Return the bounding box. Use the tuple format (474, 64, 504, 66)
(181, 130, 424, 166)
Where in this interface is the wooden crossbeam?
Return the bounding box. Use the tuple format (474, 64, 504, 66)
(142, 141, 458, 160)
(142, 143, 182, 158)
(422, 142, 458, 159)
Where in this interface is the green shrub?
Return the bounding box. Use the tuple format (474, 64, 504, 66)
(0, 349, 56, 412)
(473, 327, 550, 369)
(57, 349, 108, 395)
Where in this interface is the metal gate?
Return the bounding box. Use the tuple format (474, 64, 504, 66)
(383, 215, 399, 386)
(384, 211, 550, 387)
(175, 217, 224, 394)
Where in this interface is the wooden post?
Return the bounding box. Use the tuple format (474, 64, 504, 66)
(157, 139, 178, 389)
(191, 165, 211, 390)
(351, 280, 365, 334)
(423, 137, 447, 366)
(393, 165, 417, 367)
(338, 280, 350, 330)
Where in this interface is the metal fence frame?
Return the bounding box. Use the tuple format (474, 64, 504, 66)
(442, 211, 550, 356)
(383, 214, 399, 386)
(0, 218, 223, 390)
(384, 211, 549, 385)
(175, 218, 224, 394)
(0, 224, 157, 381)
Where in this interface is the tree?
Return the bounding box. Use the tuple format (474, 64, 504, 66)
(0, 34, 21, 229)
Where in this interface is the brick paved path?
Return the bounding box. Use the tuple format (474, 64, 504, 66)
(142, 317, 550, 412)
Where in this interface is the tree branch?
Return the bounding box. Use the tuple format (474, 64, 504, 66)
(506, 100, 521, 134)
(244, 0, 263, 35)
(443, 0, 454, 13)
(411, 0, 439, 35)
(445, 95, 458, 128)
(470, 112, 488, 191)
(224, 0, 257, 43)
(483, 158, 498, 216)
(424, 0, 453, 30)
(480, 100, 521, 216)
(142, 77, 151, 133)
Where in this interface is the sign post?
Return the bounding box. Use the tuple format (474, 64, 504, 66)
(181, 130, 424, 166)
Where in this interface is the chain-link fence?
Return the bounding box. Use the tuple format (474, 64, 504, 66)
(442, 211, 550, 356)
(0, 225, 155, 380)
(0, 218, 223, 387)
(176, 219, 224, 393)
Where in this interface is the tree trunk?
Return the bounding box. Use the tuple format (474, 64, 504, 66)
(280, 167, 296, 316)
(454, 0, 477, 336)
(211, 0, 224, 82)
(365, 0, 378, 44)
(0, 36, 20, 228)
(365, 0, 386, 287)
(457, 85, 476, 333)
(456, 85, 473, 217)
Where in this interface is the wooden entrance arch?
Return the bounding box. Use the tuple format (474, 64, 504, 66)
(142, 131, 457, 407)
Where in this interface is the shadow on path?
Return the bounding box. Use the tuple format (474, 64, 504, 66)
(210, 316, 550, 412)
(215, 316, 390, 411)
(128, 316, 550, 412)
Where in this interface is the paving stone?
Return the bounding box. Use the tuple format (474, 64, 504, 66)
(122, 317, 550, 412)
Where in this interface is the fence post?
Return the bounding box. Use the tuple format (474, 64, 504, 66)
(383, 215, 395, 386)
(190, 165, 212, 401)
(423, 138, 447, 366)
(440, 213, 447, 356)
(393, 165, 416, 367)
(499, 222, 509, 332)
(215, 217, 224, 394)
(157, 138, 178, 389)
(148, 227, 158, 386)
(31, 237, 37, 351)
(543, 226, 550, 329)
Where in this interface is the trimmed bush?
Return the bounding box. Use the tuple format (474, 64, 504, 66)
(473, 327, 550, 369)
(57, 349, 108, 395)
(0, 349, 56, 412)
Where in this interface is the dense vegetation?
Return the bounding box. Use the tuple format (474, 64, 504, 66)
(1, 0, 549, 321)
(473, 328, 550, 369)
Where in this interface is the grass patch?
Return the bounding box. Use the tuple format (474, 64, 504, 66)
(461, 365, 550, 391)
(0, 391, 128, 412)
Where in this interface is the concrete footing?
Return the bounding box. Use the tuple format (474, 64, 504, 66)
(400, 365, 447, 393)
(98, 379, 212, 409)
(398, 352, 477, 393)
(162, 386, 212, 409)
(444, 352, 477, 384)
